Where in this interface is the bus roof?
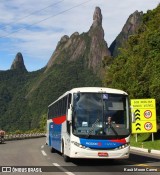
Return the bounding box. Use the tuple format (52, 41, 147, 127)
(48, 87, 128, 107)
(69, 87, 128, 95)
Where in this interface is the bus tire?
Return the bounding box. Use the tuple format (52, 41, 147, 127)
(51, 147, 55, 153)
(62, 141, 70, 162)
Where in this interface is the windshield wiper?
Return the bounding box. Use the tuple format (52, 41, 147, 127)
(106, 123, 118, 136)
(87, 119, 99, 138)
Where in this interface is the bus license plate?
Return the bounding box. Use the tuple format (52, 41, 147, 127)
(98, 152, 108, 157)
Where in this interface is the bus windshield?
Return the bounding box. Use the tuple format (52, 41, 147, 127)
(72, 93, 130, 138)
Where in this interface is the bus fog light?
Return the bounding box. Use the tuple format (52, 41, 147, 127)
(118, 143, 129, 149)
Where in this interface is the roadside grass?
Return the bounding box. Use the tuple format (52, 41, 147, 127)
(130, 130, 160, 150)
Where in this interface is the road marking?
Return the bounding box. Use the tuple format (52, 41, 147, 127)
(136, 164, 148, 166)
(52, 163, 75, 175)
(41, 145, 44, 149)
(41, 150, 47, 156)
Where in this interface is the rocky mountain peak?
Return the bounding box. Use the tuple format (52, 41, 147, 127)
(123, 10, 143, 35)
(109, 10, 143, 57)
(92, 7, 102, 28)
(88, 7, 104, 38)
(60, 35, 69, 44)
(46, 7, 111, 74)
(10, 52, 27, 71)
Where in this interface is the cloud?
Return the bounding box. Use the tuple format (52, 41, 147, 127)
(0, 0, 159, 71)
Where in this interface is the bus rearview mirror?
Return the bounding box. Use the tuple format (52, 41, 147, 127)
(67, 108, 72, 121)
(130, 106, 135, 123)
(131, 112, 135, 123)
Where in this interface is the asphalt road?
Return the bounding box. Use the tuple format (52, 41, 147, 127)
(0, 138, 160, 175)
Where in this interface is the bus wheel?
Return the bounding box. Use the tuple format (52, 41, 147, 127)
(51, 147, 55, 153)
(62, 142, 70, 162)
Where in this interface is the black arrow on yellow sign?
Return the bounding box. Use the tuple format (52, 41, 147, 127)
(136, 123, 141, 130)
(136, 123, 141, 127)
(135, 109, 140, 113)
(136, 127, 141, 131)
(135, 117, 140, 120)
(135, 109, 141, 121)
(134, 109, 141, 131)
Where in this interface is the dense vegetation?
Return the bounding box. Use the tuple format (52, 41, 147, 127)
(1, 5, 160, 132)
(103, 5, 160, 117)
(0, 59, 101, 132)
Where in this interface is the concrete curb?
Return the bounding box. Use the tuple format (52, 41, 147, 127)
(131, 146, 160, 155)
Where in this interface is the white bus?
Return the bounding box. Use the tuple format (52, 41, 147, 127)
(46, 87, 131, 162)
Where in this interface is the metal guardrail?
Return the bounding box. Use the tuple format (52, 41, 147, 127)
(4, 133, 46, 141)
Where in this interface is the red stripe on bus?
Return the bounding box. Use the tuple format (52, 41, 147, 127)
(110, 138, 126, 144)
(52, 115, 66, 124)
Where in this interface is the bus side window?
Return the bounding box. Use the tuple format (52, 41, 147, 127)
(68, 93, 72, 109)
(48, 109, 50, 119)
(60, 100, 62, 116)
(58, 102, 60, 117)
(63, 97, 67, 115)
(55, 103, 58, 117)
(64, 97, 67, 114)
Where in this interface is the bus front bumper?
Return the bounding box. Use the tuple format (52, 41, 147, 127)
(70, 145, 130, 159)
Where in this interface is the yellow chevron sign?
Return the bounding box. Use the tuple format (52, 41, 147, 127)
(131, 99, 157, 133)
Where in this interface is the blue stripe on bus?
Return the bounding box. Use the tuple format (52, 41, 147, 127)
(49, 122, 62, 151)
(80, 138, 125, 149)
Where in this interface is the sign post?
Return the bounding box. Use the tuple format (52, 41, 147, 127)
(152, 133, 154, 142)
(136, 133, 138, 143)
(131, 99, 157, 139)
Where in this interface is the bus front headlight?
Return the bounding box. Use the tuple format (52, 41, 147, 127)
(118, 143, 129, 150)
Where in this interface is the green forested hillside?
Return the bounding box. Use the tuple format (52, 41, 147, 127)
(1, 7, 107, 132)
(0, 69, 44, 131)
(0, 59, 101, 131)
(104, 5, 160, 116)
(1, 5, 159, 132)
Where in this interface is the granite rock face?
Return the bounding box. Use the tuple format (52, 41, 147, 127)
(10, 52, 27, 72)
(109, 10, 143, 57)
(46, 7, 111, 73)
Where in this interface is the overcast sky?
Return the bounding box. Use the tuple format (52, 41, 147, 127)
(0, 0, 159, 71)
